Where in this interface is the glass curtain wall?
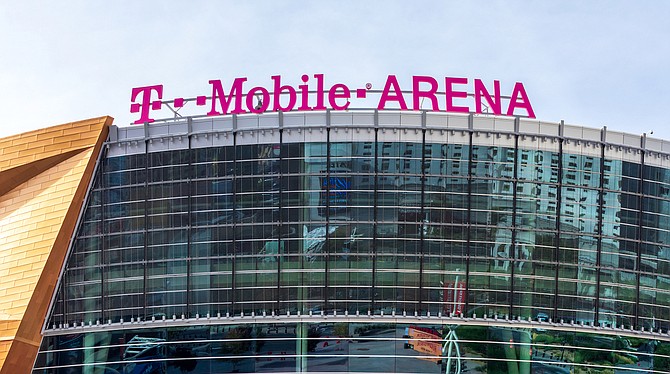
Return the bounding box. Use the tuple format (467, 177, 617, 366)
(47, 135, 670, 332)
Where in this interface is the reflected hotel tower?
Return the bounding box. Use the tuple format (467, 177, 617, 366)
(2, 78, 670, 373)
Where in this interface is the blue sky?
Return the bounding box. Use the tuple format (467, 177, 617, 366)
(1, 1, 668, 139)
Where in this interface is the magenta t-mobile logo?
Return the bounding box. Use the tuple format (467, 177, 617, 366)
(130, 85, 163, 124)
(129, 74, 536, 124)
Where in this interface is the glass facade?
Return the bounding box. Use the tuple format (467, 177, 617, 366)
(33, 324, 670, 373)
(35, 113, 670, 373)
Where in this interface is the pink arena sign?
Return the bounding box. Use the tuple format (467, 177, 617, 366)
(130, 74, 535, 124)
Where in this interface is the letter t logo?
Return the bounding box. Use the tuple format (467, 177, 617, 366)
(130, 85, 163, 124)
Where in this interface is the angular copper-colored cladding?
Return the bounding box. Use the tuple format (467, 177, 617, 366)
(0, 117, 112, 373)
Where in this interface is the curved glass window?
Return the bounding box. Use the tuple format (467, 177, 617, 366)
(41, 123, 670, 372)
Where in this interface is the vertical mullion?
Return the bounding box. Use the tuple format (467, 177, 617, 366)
(510, 118, 519, 317)
(464, 116, 473, 316)
(418, 113, 426, 313)
(277, 113, 283, 314)
(324, 111, 331, 310)
(99, 157, 107, 324)
(231, 115, 238, 313)
(372, 110, 379, 313)
(634, 144, 645, 329)
(553, 122, 564, 321)
(594, 132, 606, 326)
(186, 119, 193, 317)
(142, 142, 149, 321)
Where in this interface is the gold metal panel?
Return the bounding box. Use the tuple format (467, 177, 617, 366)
(0, 342, 9, 369)
(0, 149, 92, 319)
(0, 117, 111, 373)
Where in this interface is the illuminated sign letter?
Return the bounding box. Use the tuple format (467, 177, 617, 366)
(412, 76, 439, 111)
(246, 86, 270, 113)
(313, 73, 327, 110)
(272, 75, 297, 111)
(207, 78, 247, 116)
(130, 85, 163, 124)
(474, 79, 502, 115)
(328, 83, 351, 110)
(445, 77, 469, 113)
(378, 75, 408, 110)
(298, 74, 311, 111)
(506, 82, 536, 118)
